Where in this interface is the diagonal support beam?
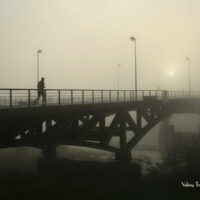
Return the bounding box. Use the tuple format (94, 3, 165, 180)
(99, 115, 106, 144)
(123, 112, 139, 135)
(78, 115, 99, 140)
(119, 113, 126, 151)
(79, 116, 90, 126)
(127, 116, 162, 151)
(105, 113, 121, 144)
(140, 108, 152, 123)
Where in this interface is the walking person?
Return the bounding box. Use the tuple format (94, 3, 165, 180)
(33, 77, 46, 105)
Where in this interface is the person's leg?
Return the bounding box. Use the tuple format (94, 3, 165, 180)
(33, 92, 41, 105)
(42, 91, 46, 105)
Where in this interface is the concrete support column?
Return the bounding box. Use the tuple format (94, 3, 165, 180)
(35, 121, 43, 138)
(116, 112, 132, 162)
(42, 145, 56, 158)
(120, 115, 126, 151)
(72, 119, 79, 140)
(46, 120, 52, 131)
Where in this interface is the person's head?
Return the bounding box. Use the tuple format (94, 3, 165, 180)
(41, 77, 45, 81)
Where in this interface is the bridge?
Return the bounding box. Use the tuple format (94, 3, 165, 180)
(0, 88, 200, 161)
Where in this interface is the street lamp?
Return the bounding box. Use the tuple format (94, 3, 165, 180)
(130, 36, 137, 101)
(185, 57, 191, 93)
(117, 64, 121, 90)
(37, 49, 42, 83)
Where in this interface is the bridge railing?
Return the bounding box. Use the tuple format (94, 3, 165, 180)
(167, 91, 200, 99)
(0, 89, 196, 109)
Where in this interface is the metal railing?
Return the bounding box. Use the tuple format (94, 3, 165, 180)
(0, 88, 198, 109)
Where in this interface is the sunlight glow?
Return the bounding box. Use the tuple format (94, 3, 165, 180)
(169, 71, 174, 76)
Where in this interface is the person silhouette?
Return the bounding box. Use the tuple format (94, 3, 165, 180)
(33, 77, 46, 105)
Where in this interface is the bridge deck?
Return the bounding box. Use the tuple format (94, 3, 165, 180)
(0, 89, 200, 158)
(0, 89, 199, 121)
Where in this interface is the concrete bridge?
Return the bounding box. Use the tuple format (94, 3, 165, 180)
(0, 88, 200, 161)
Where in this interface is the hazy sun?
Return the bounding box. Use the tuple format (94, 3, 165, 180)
(169, 71, 174, 76)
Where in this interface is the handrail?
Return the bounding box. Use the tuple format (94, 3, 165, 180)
(0, 88, 166, 92)
(0, 88, 198, 109)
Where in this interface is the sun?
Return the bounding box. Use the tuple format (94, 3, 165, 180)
(169, 71, 174, 76)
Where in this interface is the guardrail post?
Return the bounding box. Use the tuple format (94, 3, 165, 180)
(130, 91, 132, 101)
(101, 90, 103, 103)
(124, 91, 125, 102)
(28, 89, 31, 107)
(44, 90, 47, 106)
(71, 90, 73, 104)
(165, 91, 168, 102)
(142, 91, 144, 101)
(92, 90, 94, 103)
(58, 90, 61, 105)
(117, 90, 119, 102)
(10, 89, 12, 108)
(82, 90, 84, 104)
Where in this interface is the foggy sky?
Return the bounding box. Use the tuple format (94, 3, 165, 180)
(1, 0, 200, 90)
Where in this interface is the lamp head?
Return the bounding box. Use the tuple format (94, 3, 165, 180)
(130, 36, 136, 41)
(37, 49, 42, 54)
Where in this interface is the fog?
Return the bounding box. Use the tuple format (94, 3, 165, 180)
(138, 113, 200, 147)
(1, 0, 200, 90)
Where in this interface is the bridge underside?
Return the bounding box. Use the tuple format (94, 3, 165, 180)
(0, 101, 164, 161)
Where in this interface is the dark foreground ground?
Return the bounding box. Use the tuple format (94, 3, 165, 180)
(0, 158, 200, 200)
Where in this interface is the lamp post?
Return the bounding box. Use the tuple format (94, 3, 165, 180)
(37, 49, 42, 83)
(117, 64, 121, 90)
(185, 57, 191, 94)
(157, 70, 160, 90)
(130, 36, 137, 101)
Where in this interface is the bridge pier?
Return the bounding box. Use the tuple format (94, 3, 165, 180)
(42, 145, 57, 158)
(115, 151, 132, 162)
(115, 112, 132, 162)
(41, 120, 57, 158)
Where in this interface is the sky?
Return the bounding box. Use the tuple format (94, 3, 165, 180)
(0, 0, 200, 90)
